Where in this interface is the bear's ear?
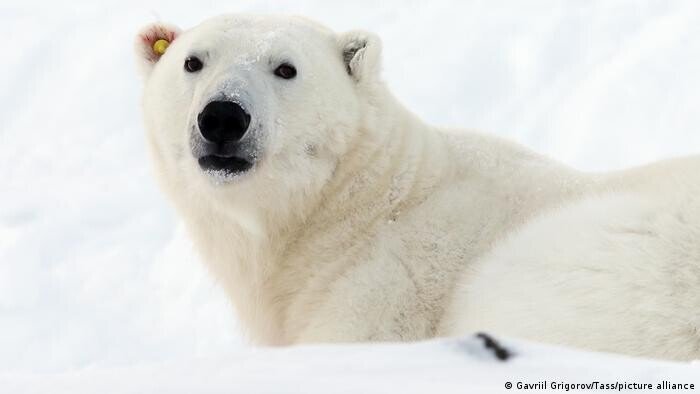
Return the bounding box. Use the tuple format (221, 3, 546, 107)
(337, 30, 382, 83)
(134, 22, 182, 78)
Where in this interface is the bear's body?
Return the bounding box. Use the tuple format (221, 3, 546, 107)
(136, 14, 700, 360)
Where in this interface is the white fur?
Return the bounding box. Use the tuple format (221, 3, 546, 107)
(135, 14, 700, 360)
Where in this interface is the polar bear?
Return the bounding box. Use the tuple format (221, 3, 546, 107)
(135, 14, 700, 360)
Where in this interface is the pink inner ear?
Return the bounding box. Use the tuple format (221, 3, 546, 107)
(140, 25, 179, 62)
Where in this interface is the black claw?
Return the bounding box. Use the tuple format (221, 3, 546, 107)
(476, 332, 512, 361)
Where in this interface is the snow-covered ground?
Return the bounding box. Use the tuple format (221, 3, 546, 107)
(2, 336, 699, 393)
(1, 0, 700, 390)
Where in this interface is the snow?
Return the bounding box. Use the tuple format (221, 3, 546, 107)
(1, 0, 700, 391)
(2, 337, 700, 393)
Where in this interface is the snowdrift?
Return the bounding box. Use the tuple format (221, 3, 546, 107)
(2, 336, 699, 393)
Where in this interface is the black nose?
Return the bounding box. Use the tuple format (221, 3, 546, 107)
(197, 101, 251, 144)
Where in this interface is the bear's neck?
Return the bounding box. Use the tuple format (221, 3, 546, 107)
(295, 91, 454, 240)
(239, 89, 455, 344)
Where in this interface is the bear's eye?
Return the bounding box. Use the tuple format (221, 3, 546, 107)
(274, 63, 297, 79)
(184, 56, 204, 73)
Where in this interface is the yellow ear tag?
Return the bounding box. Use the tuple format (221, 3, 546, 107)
(153, 39, 170, 56)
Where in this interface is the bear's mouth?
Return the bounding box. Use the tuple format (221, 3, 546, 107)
(198, 155, 253, 176)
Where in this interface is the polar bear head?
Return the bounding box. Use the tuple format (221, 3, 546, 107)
(135, 15, 383, 226)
